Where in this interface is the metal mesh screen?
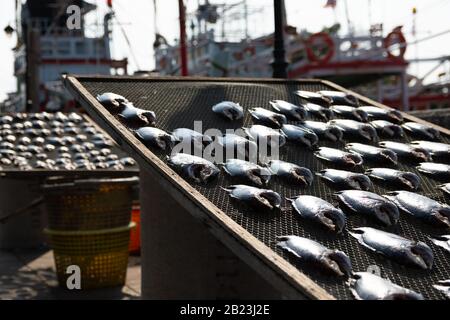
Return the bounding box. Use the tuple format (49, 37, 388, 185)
(79, 78, 450, 300)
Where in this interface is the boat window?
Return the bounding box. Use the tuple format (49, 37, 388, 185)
(57, 41, 71, 55)
(75, 42, 86, 55)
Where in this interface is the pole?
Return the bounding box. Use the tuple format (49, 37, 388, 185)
(244, 0, 249, 40)
(179, 0, 188, 76)
(344, 0, 352, 35)
(26, 29, 40, 112)
(272, 0, 288, 78)
(400, 70, 409, 111)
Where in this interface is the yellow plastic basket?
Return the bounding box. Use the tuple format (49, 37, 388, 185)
(43, 177, 139, 231)
(45, 223, 135, 290)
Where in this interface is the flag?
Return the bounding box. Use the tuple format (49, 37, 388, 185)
(324, 0, 337, 8)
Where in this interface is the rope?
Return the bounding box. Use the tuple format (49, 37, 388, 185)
(113, 14, 142, 70)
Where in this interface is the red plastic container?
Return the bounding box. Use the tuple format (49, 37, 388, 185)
(129, 203, 141, 254)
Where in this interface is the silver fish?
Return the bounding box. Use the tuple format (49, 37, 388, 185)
(0, 158, 11, 166)
(419, 161, 450, 177)
(249, 107, 287, 128)
(118, 102, 157, 126)
(217, 134, 258, 160)
(402, 122, 440, 140)
(315, 147, 363, 168)
(298, 121, 343, 142)
(167, 153, 220, 184)
(280, 124, 319, 149)
(346, 143, 397, 165)
(0, 115, 13, 124)
(269, 100, 308, 121)
(349, 272, 424, 300)
(370, 120, 404, 138)
(212, 101, 244, 120)
(358, 106, 403, 123)
(336, 190, 399, 226)
(366, 168, 421, 191)
(304, 103, 334, 121)
(385, 191, 450, 228)
(329, 119, 378, 142)
(410, 141, 450, 159)
(268, 160, 313, 186)
(277, 236, 352, 276)
(294, 90, 332, 106)
(172, 128, 212, 148)
(429, 235, 450, 254)
(135, 127, 175, 150)
(317, 169, 372, 191)
(223, 159, 271, 187)
(68, 112, 83, 123)
(244, 125, 286, 147)
(433, 280, 450, 299)
(350, 227, 434, 269)
(330, 105, 368, 122)
(288, 195, 346, 233)
(378, 141, 431, 162)
(96, 92, 129, 109)
(318, 90, 359, 107)
(223, 185, 281, 211)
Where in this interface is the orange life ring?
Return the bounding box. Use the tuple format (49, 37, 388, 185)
(305, 32, 335, 64)
(383, 30, 406, 60)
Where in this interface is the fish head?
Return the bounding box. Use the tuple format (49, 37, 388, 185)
(317, 208, 346, 234)
(245, 168, 272, 187)
(411, 147, 432, 162)
(360, 125, 379, 142)
(256, 190, 282, 211)
(425, 127, 440, 140)
(273, 114, 288, 128)
(407, 242, 434, 270)
(321, 250, 353, 277)
(224, 106, 243, 120)
(325, 126, 344, 142)
(185, 163, 220, 184)
(97, 92, 128, 109)
(292, 129, 319, 149)
(348, 174, 372, 191)
(373, 201, 400, 226)
(293, 108, 308, 121)
(319, 108, 334, 121)
(392, 125, 405, 138)
(388, 110, 404, 124)
(343, 153, 363, 167)
(380, 149, 398, 165)
(431, 206, 450, 228)
(290, 167, 314, 186)
(141, 110, 157, 126)
(397, 172, 421, 191)
(345, 94, 359, 107)
(355, 109, 369, 122)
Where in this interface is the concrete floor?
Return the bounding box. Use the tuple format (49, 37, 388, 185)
(0, 248, 141, 300)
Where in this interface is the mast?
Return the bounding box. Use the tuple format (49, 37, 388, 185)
(179, 0, 188, 76)
(272, 0, 288, 78)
